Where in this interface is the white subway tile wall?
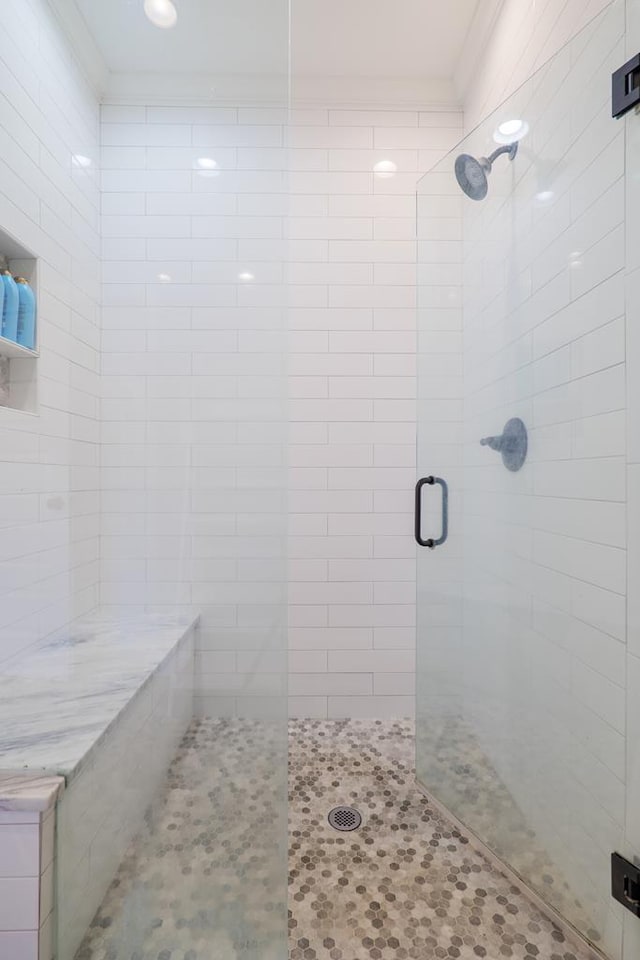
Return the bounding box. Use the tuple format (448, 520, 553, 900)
(99, 103, 289, 718)
(100, 102, 463, 718)
(286, 104, 462, 717)
(0, 0, 101, 665)
(0, 803, 56, 960)
(0, 815, 40, 951)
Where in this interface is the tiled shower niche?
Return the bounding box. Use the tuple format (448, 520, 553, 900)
(0, 225, 38, 414)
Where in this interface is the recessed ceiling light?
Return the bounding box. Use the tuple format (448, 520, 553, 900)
(238, 272, 255, 282)
(157, 272, 172, 283)
(72, 154, 92, 168)
(535, 189, 555, 204)
(493, 118, 529, 144)
(373, 160, 397, 179)
(143, 0, 178, 29)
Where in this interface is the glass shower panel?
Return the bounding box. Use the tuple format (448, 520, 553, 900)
(51, 1, 289, 958)
(417, 3, 626, 957)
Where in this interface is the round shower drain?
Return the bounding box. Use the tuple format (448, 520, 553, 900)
(328, 806, 362, 832)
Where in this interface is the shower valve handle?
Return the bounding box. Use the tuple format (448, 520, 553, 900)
(479, 418, 528, 472)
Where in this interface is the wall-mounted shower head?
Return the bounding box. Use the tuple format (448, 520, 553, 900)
(454, 142, 519, 200)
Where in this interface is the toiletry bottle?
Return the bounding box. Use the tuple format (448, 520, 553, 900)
(0, 269, 18, 342)
(14, 278, 36, 350)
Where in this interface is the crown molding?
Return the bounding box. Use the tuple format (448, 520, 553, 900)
(101, 72, 461, 111)
(291, 75, 460, 110)
(102, 72, 289, 106)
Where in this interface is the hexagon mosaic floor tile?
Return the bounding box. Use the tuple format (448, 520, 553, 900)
(71, 716, 594, 960)
(73, 718, 287, 960)
(288, 719, 592, 960)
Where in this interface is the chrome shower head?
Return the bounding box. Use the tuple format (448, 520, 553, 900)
(455, 154, 490, 201)
(454, 142, 519, 200)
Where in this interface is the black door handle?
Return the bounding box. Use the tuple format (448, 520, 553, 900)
(415, 476, 448, 548)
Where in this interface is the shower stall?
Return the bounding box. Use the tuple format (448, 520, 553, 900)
(417, 1, 639, 958)
(0, 0, 639, 958)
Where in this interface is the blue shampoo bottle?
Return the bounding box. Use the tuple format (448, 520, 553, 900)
(15, 278, 36, 350)
(0, 269, 18, 342)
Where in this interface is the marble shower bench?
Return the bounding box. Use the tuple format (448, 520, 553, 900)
(0, 612, 198, 960)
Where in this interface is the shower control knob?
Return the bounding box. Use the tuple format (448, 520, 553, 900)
(480, 417, 528, 472)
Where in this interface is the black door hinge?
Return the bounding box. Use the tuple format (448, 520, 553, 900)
(612, 853, 640, 917)
(612, 54, 640, 118)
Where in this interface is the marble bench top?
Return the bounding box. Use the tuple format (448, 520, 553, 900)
(0, 611, 198, 782)
(0, 774, 65, 813)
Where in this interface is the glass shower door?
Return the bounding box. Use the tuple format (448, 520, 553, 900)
(416, 3, 628, 957)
